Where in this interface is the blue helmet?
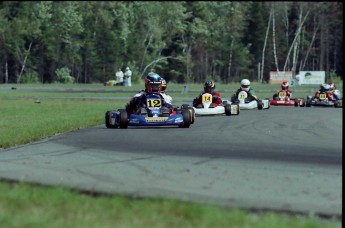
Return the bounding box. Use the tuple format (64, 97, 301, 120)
(145, 73, 162, 93)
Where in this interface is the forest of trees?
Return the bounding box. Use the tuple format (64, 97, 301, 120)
(0, 1, 343, 84)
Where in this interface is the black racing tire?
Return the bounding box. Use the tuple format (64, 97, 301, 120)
(257, 100, 263, 110)
(105, 111, 118, 129)
(181, 104, 190, 109)
(118, 109, 129, 129)
(294, 100, 298, 107)
(334, 101, 339, 108)
(306, 97, 312, 107)
(179, 109, 191, 128)
(225, 104, 231, 116)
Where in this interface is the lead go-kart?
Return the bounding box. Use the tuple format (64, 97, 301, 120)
(192, 93, 239, 116)
(230, 90, 270, 110)
(306, 90, 342, 108)
(270, 90, 305, 107)
(105, 93, 195, 128)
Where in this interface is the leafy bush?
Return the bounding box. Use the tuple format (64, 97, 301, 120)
(328, 70, 342, 84)
(20, 71, 39, 83)
(55, 67, 75, 84)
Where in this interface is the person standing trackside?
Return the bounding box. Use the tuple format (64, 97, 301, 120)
(124, 67, 132, 87)
(115, 68, 124, 86)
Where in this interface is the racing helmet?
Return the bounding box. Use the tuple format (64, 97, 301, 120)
(145, 73, 162, 93)
(161, 78, 167, 92)
(204, 81, 215, 93)
(329, 82, 336, 90)
(281, 81, 289, 90)
(240, 79, 251, 91)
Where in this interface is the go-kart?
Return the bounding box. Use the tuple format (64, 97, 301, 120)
(192, 93, 239, 116)
(306, 90, 342, 108)
(231, 90, 270, 110)
(270, 90, 305, 107)
(105, 93, 194, 128)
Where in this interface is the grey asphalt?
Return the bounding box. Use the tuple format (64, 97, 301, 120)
(0, 106, 342, 218)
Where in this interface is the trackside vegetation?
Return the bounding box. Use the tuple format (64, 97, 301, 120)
(0, 83, 342, 228)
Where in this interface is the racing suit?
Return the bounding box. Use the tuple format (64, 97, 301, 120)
(231, 88, 258, 103)
(273, 89, 293, 100)
(160, 92, 173, 105)
(126, 90, 173, 114)
(193, 90, 222, 108)
(329, 88, 340, 101)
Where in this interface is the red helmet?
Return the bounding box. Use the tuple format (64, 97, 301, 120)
(281, 81, 289, 90)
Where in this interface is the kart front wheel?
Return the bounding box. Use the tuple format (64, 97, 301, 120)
(179, 109, 191, 128)
(118, 109, 129, 129)
(294, 100, 298, 107)
(225, 104, 231, 116)
(306, 97, 312, 107)
(188, 107, 195, 124)
(257, 100, 263, 110)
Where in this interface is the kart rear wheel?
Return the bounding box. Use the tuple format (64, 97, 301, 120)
(118, 109, 128, 128)
(105, 111, 118, 128)
(179, 109, 191, 128)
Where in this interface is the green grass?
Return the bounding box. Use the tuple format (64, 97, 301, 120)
(0, 83, 342, 228)
(0, 182, 340, 228)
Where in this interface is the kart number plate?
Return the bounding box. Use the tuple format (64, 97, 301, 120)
(202, 94, 212, 102)
(238, 91, 247, 100)
(145, 117, 168, 122)
(319, 94, 327, 99)
(278, 91, 286, 99)
(147, 98, 162, 108)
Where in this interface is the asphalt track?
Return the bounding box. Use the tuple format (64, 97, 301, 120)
(0, 105, 342, 218)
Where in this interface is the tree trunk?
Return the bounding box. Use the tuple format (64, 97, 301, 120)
(17, 41, 33, 84)
(301, 16, 319, 71)
(261, 8, 272, 83)
(283, 10, 310, 73)
(272, 3, 279, 73)
(228, 39, 234, 82)
(5, 59, 8, 84)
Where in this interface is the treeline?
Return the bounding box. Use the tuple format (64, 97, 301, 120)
(0, 1, 343, 84)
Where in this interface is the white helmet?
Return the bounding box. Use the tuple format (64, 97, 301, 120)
(241, 79, 251, 91)
(126, 67, 129, 71)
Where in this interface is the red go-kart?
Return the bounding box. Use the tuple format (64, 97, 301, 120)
(269, 90, 305, 107)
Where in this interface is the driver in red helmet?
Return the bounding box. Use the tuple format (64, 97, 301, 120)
(328, 82, 340, 101)
(273, 80, 293, 100)
(193, 80, 222, 108)
(126, 72, 172, 114)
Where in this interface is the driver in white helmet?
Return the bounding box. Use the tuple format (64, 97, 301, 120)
(160, 78, 173, 105)
(231, 79, 258, 102)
